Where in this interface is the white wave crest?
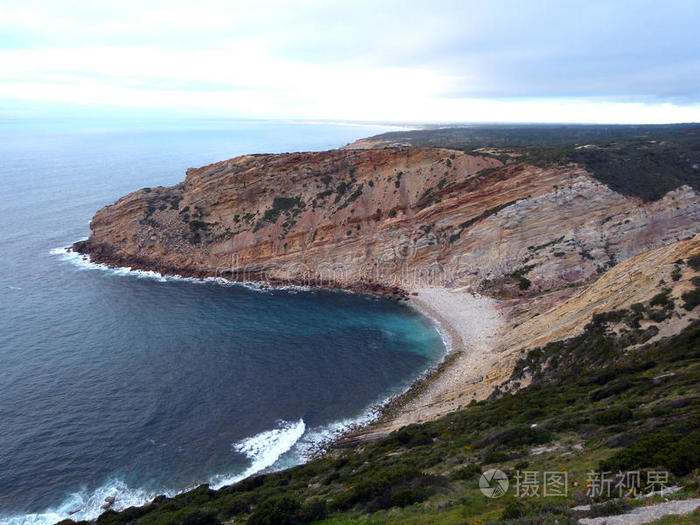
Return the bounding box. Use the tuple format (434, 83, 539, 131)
(49, 246, 169, 282)
(209, 419, 306, 489)
(1, 417, 305, 525)
(0, 479, 170, 525)
(49, 245, 312, 292)
(293, 404, 383, 460)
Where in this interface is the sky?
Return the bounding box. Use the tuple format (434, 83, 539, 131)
(1, 0, 699, 124)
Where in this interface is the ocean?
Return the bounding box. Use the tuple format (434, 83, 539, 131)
(0, 119, 445, 524)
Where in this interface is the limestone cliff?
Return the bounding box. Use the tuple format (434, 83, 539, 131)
(74, 147, 700, 298)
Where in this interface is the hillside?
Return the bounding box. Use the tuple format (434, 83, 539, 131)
(59, 252, 700, 524)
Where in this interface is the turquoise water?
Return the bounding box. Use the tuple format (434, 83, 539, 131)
(0, 120, 445, 524)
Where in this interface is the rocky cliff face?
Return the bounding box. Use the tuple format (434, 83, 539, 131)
(75, 147, 700, 298)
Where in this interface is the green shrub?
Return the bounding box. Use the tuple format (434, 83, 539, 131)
(331, 465, 437, 511)
(589, 377, 635, 401)
(247, 496, 301, 525)
(390, 424, 433, 447)
(180, 510, 221, 525)
(298, 497, 328, 522)
(501, 500, 526, 519)
(600, 431, 700, 476)
(483, 450, 509, 464)
(631, 303, 647, 314)
(189, 219, 212, 232)
(687, 254, 700, 271)
(682, 288, 700, 311)
(591, 406, 632, 426)
(271, 196, 303, 211)
(389, 488, 422, 508)
(219, 494, 251, 518)
(451, 464, 482, 480)
(262, 196, 304, 224)
(95, 510, 120, 524)
(94, 505, 154, 524)
(649, 308, 673, 322)
(518, 277, 532, 290)
(490, 425, 552, 448)
(262, 208, 282, 223)
(650, 290, 673, 309)
(510, 265, 535, 291)
(587, 499, 632, 518)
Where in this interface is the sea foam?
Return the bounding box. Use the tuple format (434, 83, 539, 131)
(209, 419, 306, 489)
(1, 420, 307, 524)
(0, 479, 165, 525)
(49, 245, 311, 292)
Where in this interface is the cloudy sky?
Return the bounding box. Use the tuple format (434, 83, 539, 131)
(1, 0, 699, 123)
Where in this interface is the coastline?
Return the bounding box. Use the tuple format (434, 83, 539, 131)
(60, 245, 503, 448)
(69, 241, 410, 300)
(55, 246, 476, 438)
(342, 287, 504, 443)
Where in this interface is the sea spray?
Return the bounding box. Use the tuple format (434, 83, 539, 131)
(50, 246, 311, 292)
(0, 480, 165, 525)
(209, 419, 306, 489)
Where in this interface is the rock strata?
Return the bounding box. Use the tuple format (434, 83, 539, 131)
(74, 147, 700, 298)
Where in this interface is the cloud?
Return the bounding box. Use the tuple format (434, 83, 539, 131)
(0, 0, 698, 122)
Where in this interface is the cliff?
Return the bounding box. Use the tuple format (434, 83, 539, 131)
(74, 147, 700, 301)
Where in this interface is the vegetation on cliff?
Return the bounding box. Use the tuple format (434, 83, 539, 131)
(358, 123, 700, 201)
(59, 274, 700, 524)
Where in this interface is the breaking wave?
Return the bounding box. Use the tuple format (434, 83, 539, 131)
(1, 420, 307, 525)
(0, 479, 167, 525)
(49, 245, 309, 292)
(210, 419, 306, 489)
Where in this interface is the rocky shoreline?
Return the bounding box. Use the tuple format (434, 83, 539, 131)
(70, 239, 410, 300)
(73, 237, 512, 450)
(70, 241, 483, 444)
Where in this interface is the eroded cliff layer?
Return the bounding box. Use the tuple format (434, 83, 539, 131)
(75, 147, 700, 297)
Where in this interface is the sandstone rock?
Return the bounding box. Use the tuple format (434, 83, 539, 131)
(74, 147, 700, 298)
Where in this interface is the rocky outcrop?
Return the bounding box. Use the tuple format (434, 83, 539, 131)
(74, 147, 700, 298)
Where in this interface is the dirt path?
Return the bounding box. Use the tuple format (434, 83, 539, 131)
(579, 499, 700, 525)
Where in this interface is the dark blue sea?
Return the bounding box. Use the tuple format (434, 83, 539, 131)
(0, 119, 445, 524)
